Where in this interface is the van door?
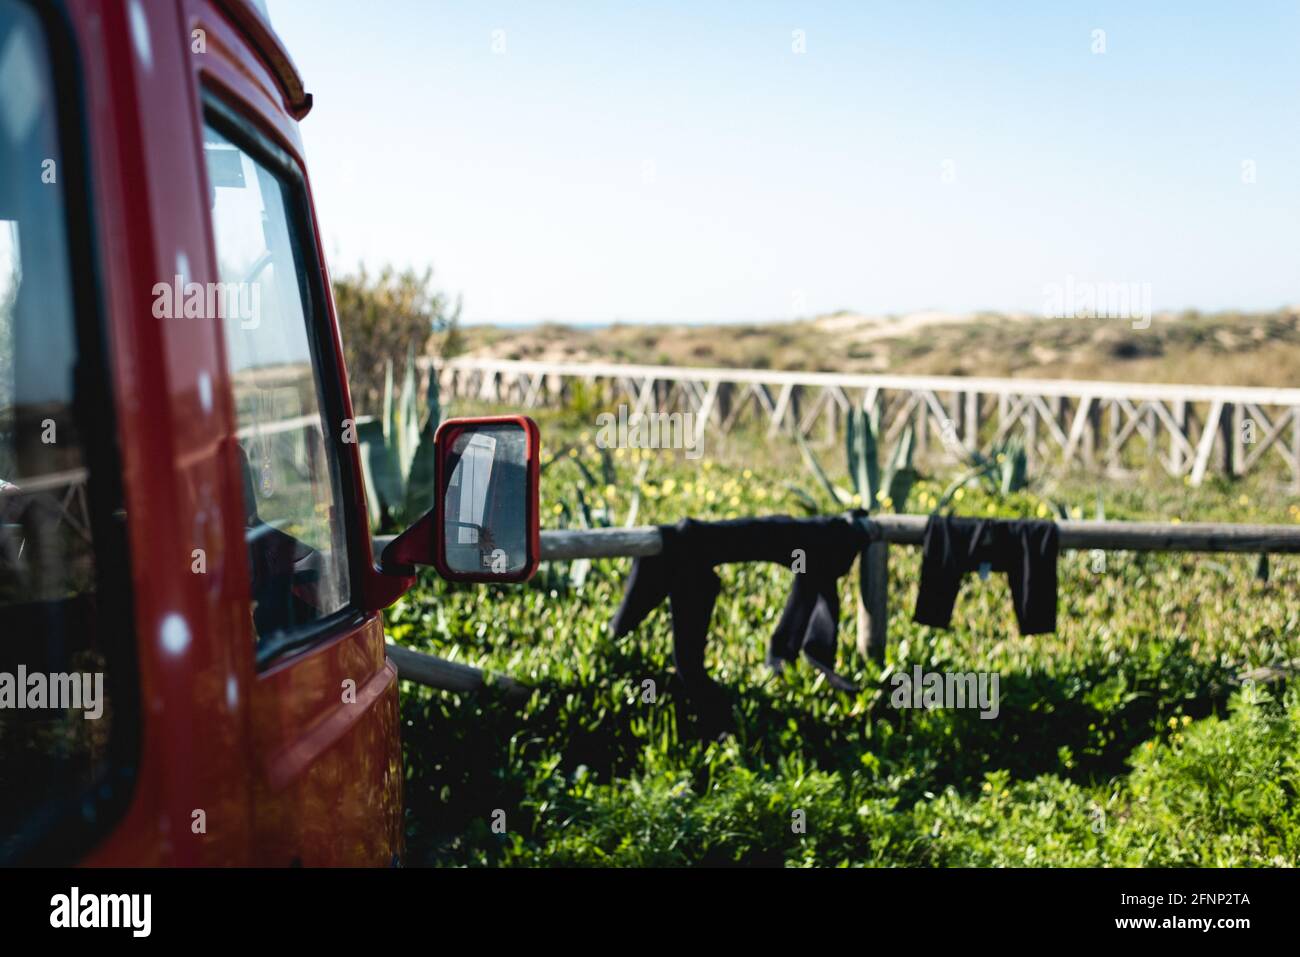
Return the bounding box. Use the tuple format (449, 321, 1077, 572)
(200, 95, 402, 866)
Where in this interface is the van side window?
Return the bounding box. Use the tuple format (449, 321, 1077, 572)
(203, 122, 352, 657)
(0, 0, 135, 862)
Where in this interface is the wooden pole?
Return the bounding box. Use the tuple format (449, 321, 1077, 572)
(385, 642, 528, 697)
(378, 518, 1300, 694)
(458, 518, 1300, 563)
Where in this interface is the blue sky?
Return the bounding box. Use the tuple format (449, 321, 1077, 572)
(270, 1, 1300, 324)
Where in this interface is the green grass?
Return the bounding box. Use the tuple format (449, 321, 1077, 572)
(389, 408, 1300, 867)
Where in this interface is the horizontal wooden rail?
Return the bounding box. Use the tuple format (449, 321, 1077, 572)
(543, 518, 1300, 666)
(380, 517, 1300, 688)
(432, 356, 1300, 406)
(538, 517, 1300, 557)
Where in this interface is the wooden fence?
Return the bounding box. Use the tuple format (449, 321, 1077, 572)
(425, 356, 1300, 488)
(383, 518, 1300, 691)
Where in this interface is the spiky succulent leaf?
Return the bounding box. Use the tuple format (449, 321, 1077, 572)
(859, 406, 880, 505)
(397, 347, 420, 481)
(783, 483, 824, 515)
(381, 358, 395, 443)
(1001, 439, 1028, 494)
(796, 429, 851, 508)
(845, 406, 858, 493)
(359, 418, 403, 527)
(880, 424, 914, 510)
(401, 363, 442, 521)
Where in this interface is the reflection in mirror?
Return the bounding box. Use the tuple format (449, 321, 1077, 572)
(442, 423, 528, 576)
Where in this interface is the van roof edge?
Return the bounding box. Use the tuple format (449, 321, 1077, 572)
(215, 0, 313, 120)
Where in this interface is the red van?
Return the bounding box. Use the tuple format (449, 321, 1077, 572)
(0, 0, 537, 866)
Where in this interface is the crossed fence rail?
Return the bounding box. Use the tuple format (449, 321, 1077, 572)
(422, 357, 1300, 488)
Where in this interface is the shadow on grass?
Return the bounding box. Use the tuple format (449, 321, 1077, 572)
(398, 644, 1247, 865)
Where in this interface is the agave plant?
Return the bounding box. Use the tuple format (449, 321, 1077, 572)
(932, 436, 1086, 524)
(935, 437, 1030, 509)
(536, 446, 647, 591)
(787, 405, 916, 665)
(358, 347, 441, 531)
(790, 404, 917, 514)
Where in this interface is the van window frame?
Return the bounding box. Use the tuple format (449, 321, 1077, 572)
(199, 91, 367, 670)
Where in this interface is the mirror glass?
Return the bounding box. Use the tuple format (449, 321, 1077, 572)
(441, 422, 529, 576)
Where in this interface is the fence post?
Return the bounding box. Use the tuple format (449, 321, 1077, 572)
(964, 389, 980, 451)
(1222, 402, 1239, 477)
(1171, 400, 1188, 473)
(1292, 406, 1300, 491)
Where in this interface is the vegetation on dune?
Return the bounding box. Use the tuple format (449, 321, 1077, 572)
(389, 404, 1300, 867)
(455, 308, 1300, 388)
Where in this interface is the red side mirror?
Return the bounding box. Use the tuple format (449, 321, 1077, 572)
(381, 415, 540, 583)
